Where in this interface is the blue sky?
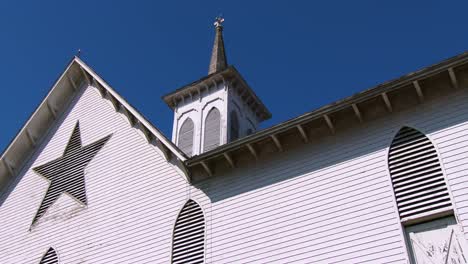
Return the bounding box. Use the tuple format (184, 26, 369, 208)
(0, 1, 467, 152)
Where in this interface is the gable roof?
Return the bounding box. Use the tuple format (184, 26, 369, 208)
(0, 57, 188, 192)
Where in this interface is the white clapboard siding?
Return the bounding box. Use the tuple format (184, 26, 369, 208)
(200, 90, 468, 263)
(178, 118, 194, 157)
(39, 247, 58, 264)
(203, 107, 221, 152)
(0, 85, 189, 264)
(3, 79, 468, 263)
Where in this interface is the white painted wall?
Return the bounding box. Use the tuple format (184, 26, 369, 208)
(227, 86, 260, 139)
(2, 81, 468, 263)
(172, 80, 262, 156)
(0, 85, 196, 263)
(192, 89, 468, 263)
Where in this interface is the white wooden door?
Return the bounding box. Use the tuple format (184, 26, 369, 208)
(406, 216, 468, 264)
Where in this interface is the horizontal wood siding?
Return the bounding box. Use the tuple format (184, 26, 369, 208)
(198, 89, 468, 263)
(0, 86, 189, 263)
(2, 84, 468, 263)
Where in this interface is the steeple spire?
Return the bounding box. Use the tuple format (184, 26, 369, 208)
(208, 16, 228, 74)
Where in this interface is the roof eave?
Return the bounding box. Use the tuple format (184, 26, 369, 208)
(186, 51, 468, 170)
(162, 66, 271, 121)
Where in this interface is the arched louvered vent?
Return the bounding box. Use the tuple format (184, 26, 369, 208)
(172, 200, 205, 264)
(40, 247, 58, 264)
(389, 126, 452, 220)
(204, 108, 221, 152)
(230, 111, 239, 141)
(178, 118, 194, 157)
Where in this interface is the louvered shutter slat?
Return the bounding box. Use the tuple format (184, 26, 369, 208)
(393, 172, 444, 190)
(390, 156, 440, 175)
(390, 138, 431, 155)
(178, 119, 194, 157)
(389, 127, 452, 220)
(398, 189, 449, 206)
(40, 247, 58, 264)
(388, 145, 434, 163)
(396, 184, 447, 202)
(392, 167, 441, 184)
(399, 200, 452, 218)
(172, 200, 205, 263)
(389, 150, 437, 169)
(204, 108, 221, 152)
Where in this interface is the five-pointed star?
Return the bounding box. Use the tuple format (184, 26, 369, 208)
(32, 121, 111, 225)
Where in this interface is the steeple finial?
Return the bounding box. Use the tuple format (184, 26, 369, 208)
(208, 16, 228, 74)
(214, 16, 224, 28)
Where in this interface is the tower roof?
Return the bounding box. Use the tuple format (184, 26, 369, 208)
(162, 66, 272, 122)
(208, 17, 228, 74)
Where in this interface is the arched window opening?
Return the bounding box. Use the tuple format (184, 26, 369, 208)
(172, 200, 205, 264)
(230, 111, 239, 141)
(388, 126, 452, 220)
(204, 107, 221, 152)
(178, 118, 194, 157)
(389, 127, 462, 262)
(40, 247, 58, 264)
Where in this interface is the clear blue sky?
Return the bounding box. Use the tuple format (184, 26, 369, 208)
(1, 1, 467, 152)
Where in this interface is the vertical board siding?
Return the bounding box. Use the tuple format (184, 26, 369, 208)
(178, 118, 194, 157)
(0, 86, 189, 263)
(204, 108, 221, 152)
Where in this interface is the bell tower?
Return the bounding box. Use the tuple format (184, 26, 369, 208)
(163, 17, 271, 157)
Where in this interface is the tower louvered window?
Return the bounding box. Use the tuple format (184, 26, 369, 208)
(389, 126, 452, 221)
(204, 108, 221, 152)
(39, 247, 58, 264)
(172, 199, 205, 264)
(178, 118, 194, 157)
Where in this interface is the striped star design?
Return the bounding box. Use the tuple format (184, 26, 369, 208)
(32, 121, 111, 225)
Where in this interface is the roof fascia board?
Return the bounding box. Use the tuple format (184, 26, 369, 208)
(0, 58, 76, 160)
(0, 57, 81, 193)
(74, 57, 187, 162)
(186, 51, 468, 165)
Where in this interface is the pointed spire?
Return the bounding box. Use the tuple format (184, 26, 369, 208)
(208, 16, 228, 74)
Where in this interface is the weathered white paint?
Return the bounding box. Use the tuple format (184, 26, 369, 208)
(3, 73, 468, 263)
(405, 216, 468, 263)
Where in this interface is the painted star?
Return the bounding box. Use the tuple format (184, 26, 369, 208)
(32, 121, 111, 225)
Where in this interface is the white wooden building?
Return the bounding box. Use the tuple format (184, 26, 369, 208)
(1, 18, 468, 263)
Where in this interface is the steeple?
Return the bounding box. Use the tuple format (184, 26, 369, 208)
(208, 17, 228, 74)
(164, 18, 271, 157)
